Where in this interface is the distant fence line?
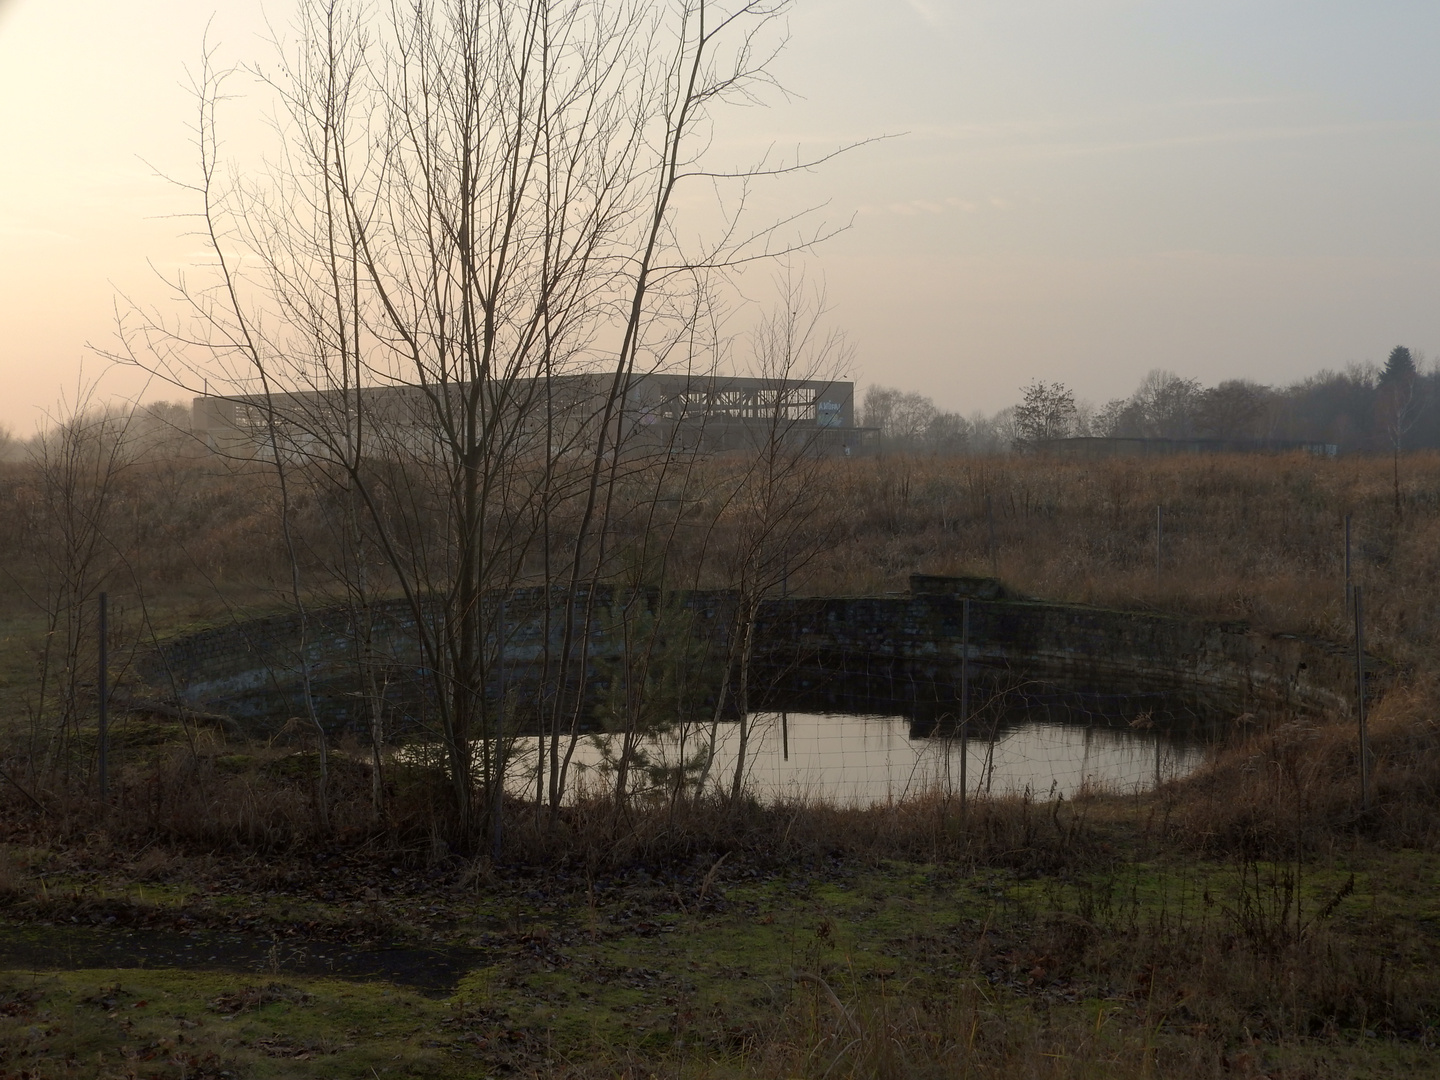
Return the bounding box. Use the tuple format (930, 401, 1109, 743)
(1033, 437, 1340, 459)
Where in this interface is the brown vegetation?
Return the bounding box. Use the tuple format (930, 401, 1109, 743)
(7, 443, 1433, 623)
(3, 445, 1440, 836)
(1, 444, 1438, 1076)
(0, 703, 1433, 1078)
(812, 451, 1439, 661)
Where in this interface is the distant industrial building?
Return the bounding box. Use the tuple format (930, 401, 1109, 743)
(192, 373, 873, 458)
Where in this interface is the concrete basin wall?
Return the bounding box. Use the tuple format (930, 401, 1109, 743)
(136, 577, 1373, 729)
(758, 590, 1364, 719)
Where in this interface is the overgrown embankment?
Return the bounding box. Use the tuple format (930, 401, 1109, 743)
(2, 450, 1439, 1076)
(816, 452, 1440, 665)
(0, 714, 1435, 1079)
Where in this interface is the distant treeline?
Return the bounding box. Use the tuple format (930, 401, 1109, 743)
(865, 346, 1433, 455)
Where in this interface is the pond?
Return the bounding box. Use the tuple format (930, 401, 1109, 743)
(481, 687, 1222, 805)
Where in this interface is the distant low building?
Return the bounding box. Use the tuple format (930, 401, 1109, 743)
(192, 373, 876, 459)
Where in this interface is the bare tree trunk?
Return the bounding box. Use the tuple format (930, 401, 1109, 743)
(112, 0, 845, 843)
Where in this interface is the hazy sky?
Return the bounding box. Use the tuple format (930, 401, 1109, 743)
(3, 0, 1440, 432)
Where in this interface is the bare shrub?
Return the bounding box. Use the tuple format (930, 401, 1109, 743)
(1172, 683, 1440, 857)
(129, 845, 178, 882)
(0, 848, 31, 905)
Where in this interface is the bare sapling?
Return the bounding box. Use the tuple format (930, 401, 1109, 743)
(110, 0, 849, 849)
(19, 390, 139, 786)
(713, 280, 849, 803)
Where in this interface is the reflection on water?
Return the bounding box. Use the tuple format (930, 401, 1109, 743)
(493, 710, 1211, 806)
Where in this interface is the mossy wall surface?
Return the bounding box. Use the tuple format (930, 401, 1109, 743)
(762, 583, 1365, 720)
(137, 577, 1371, 732)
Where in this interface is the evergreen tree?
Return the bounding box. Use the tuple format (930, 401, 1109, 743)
(1382, 346, 1417, 385)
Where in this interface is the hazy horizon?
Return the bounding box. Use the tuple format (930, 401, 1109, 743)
(3, 0, 1440, 433)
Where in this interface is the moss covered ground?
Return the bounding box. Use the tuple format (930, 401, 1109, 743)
(0, 826, 1435, 1078)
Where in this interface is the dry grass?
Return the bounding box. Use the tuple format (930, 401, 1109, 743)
(1163, 676, 1440, 858)
(0, 688, 1432, 875)
(808, 451, 1440, 667)
(2, 450, 1438, 1076)
(0, 710, 1431, 1079)
(0, 727, 1098, 874)
(1, 450, 1434, 886)
(8, 447, 1436, 642)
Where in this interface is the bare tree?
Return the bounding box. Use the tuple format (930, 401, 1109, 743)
(1194, 380, 1274, 440)
(925, 411, 969, 452)
(1012, 380, 1075, 445)
(709, 281, 848, 802)
(862, 386, 937, 448)
(114, 0, 843, 847)
(1134, 370, 1203, 438)
(12, 389, 138, 784)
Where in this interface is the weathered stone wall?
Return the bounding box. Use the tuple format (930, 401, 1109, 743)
(756, 577, 1366, 720)
(136, 576, 1373, 731)
(136, 587, 736, 731)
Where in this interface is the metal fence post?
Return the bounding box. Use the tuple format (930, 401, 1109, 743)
(1354, 585, 1369, 810)
(492, 595, 506, 861)
(1344, 512, 1353, 614)
(1155, 506, 1163, 587)
(986, 496, 997, 578)
(960, 597, 970, 813)
(98, 592, 109, 803)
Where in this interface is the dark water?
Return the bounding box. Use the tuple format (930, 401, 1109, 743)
(547, 712, 1210, 804)
(465, 680, 1224, 805)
